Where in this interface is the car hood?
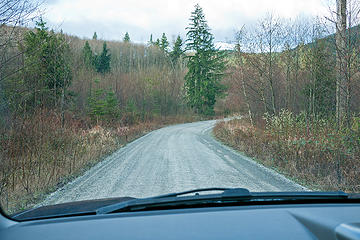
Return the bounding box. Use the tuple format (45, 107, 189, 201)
(12, 197, 135, 221)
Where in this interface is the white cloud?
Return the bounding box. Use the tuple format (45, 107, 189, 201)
(44, 0, 331, 42)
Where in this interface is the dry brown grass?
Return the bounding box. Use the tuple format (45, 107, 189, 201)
(0, 110, 201, 214)
(213, 117, 360, 192)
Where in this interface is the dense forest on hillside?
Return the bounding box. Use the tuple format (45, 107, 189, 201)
(0, 21, 197, 212)
(1, 24, 188, 123)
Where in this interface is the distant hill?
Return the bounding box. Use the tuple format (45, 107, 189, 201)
(294, 24, 360, 55)
(215, 41, 235, 51)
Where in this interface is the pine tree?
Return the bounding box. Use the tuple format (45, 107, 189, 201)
(160, 33, 169, 52)
(104, 90, 119, 119)
(170, 35, 184, 64)
(154, 38, 160, 47)
(88, 79, 119, 121)
(20, 18, 72, 110)
(94, 42, 111, 74)
(123, 32, 130, 42)
(88, 88, 106, 121)
(92, 32, 98, 40)
(185, 4, 226, 115)
(148, 34, 153, 45)
(82, 41, 94, 69)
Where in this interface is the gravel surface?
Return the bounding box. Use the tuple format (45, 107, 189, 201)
(40, 120, 306, 206)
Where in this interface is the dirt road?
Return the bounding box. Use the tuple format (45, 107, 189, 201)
(41, 120, 305, 205)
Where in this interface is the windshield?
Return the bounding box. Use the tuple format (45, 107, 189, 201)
(0, 0, 359, 218)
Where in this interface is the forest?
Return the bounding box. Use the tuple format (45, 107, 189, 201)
(0, 0, 360, 212)
(0, 23, 197, 211)
(216, 1, 360, 192)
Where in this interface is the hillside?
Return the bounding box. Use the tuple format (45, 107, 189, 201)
(0, 23, 201, 213)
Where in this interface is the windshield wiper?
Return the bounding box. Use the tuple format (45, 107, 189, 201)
(96, 188, 349, 215)
(151, 187, 250, 198)
(96, 188, 250, 214)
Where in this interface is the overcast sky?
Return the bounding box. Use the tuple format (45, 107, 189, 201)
(43, 0, 332, 44)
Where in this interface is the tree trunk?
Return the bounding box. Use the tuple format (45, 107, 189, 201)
(60, 86, 65, 128)
(241, 69, 254, 126)
(336, 0, 347, 126)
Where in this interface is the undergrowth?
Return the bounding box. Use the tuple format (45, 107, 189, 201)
(213, 110, 360, 192)
(0, 109, 202, 214)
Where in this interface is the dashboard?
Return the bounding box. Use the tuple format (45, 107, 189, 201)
(1, 203, 360, 239)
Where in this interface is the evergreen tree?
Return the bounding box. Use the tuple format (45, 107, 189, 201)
(92, 32, 98, 40)
(88, 79, 119, 121)
(104, 90, 119, 119)
(88, 89, 106, 121)
(123, 32, 130, 42)
(154, 38, 160, 47)
(148, 34, 153, 45)
(82, 41, 94, 69)
(185, 4, 226, 115)
(170, 35, 184, 64)
(19, 18, 72, 110)
(160, 33, 169, 52)
(94, 42, 111, 74)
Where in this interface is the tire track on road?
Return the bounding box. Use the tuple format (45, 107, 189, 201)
(40, 120, 306, 206)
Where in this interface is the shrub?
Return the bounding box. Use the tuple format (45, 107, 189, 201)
(214, 114, 360, 192)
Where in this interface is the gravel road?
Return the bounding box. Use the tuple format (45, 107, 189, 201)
(41, 120, 306, 206)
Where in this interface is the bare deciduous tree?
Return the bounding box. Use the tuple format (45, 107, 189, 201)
(327, 0, 360, 126)
(0, 0, 42, 119)
(235, 27, 254, 125)
(335, 0, 347, 125)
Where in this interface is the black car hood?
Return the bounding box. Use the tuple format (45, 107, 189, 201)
(12, 197, 135, 221)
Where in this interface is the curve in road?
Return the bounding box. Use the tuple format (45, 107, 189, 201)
(41, 120, 306, 206)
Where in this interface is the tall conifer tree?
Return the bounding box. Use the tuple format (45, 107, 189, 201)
(94, 42, 111, 74)
(123, 32, 130, 42)
(92, 32, 98, 40)
(170, 35, 184, 64)
(185, 4, 226, 115)
(82, 41, 94, 69)
(160, 33, 169, 52)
